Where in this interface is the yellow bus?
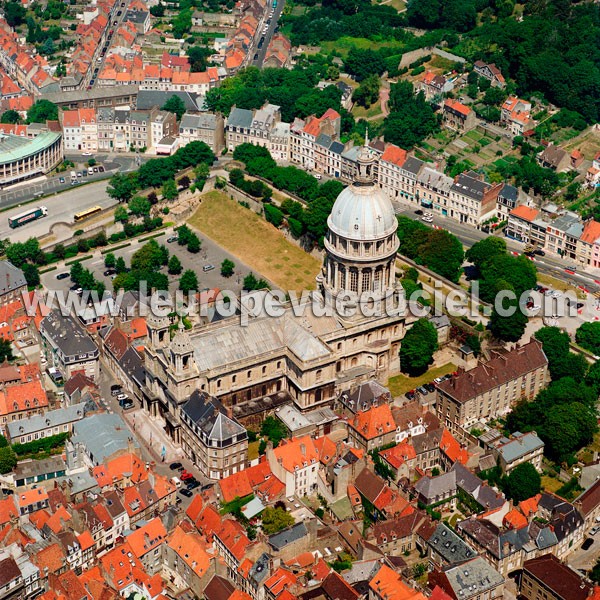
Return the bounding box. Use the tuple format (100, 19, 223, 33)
(74, 205, 102, 222)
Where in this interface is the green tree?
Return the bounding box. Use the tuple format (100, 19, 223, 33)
(489, 287, 528, 342)
(131, 240, 165, 272)
(399, 318, 438, 376)
(104, 253, 116, 269)
(264, 204, 283, 228)
(22, 263, 39, 287)
(590, 557, 600, 584)
(128, 196, 151, 217)
(419, 229, 464, 283)
(179, 269, 198, 294)
(353, 74, 381, 108)
(4, 2, 26, 27)
(108, 173, 138, 203)
(0, 338, 13, 363)
(26, 99, 58, 123)
(504, 462, 541, 502)
(261, 506, 294, 535)
(534, 326, 570, 379)
(576, 322, 600, 355)
(221, 259, 235, 278)
(188, 45, 212, 72)
(466, 237, 507, 270)
(585, 360, 600, 393)
(0, 446, 16, 474)
(161, 95, 187, 120)
(176, 224, 193, 246)
(1, 110, 20, 124)
(115, 256, 127, 274)
(114, 205, 129, 224)
(260, 416, 287, 447)
(185, 233, 200, 254)
(162, 178, 178, 201)
(168, 255, 182, 275)
(150, 2, 165, 16)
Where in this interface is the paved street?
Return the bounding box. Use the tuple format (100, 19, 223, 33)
(0, 180, 116, 244)
(249, 0, 286, 68)
(568, 530, 600, 573)
(394, 202, 600, 294)
(95, 362, 211, 510)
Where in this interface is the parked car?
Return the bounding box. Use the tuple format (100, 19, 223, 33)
(424, 383, 436, 393)
(203, 264, 215, 272)
(187, 480, 200, 490)
(405, 390, 415, 400)
(582, 538, 594, 551)
(417, 386, 429, 395)
(98, 166, 105, 172)
(56, 272, 69, 280)
(590, 525, 600, 536)
(180, 471, 194, 481)
(170, 462, 183, 471)
(116, 393, 127, 401)
(179, 488, 193, 498)
(119, 399, 134, 409)
(167, 235, 178, 243)
(433, 377, 444, 384)
(534, 249, 545, 256)
(104, 269, 116, 276)
(59, 177, 65, 183)
(110, 385, 121, 396)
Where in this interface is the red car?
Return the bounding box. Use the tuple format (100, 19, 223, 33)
(181, 471, 194, 481)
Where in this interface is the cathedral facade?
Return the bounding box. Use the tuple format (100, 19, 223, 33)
(141, 146, 410, 473)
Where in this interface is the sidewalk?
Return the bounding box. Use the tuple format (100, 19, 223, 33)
(121, 408, 184, 464)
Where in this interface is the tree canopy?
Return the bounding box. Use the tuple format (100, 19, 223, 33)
(26, 100, 58, 124)
(400, 318, 438, 376)
(503, 462, 541, 502)
(575, 322, 600, 355)
(161, 95, 186, 120)
(261, 506, 294, 535)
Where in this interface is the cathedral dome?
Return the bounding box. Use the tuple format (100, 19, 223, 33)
(327, 144, 397, 242)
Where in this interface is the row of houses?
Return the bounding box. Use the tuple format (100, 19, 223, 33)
(506, 191, 600, 267)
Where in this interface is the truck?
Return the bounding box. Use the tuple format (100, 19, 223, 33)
(8, 206, 48, 229)
(70, 170, 77, 181)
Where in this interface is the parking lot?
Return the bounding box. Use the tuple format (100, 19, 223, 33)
(42, 225, 261, 315)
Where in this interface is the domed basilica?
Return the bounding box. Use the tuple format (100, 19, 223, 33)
(142, 145, 411, 478)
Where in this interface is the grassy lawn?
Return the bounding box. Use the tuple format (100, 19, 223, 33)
(248, 440, 260, 461)
(541, 475, 563, 494)
(321, 36, 404, 56)
(463, 130, 483, 142)
(189, 191, 321, 291)
(352, 103, 383, 119)
(388, 362, 457, 397)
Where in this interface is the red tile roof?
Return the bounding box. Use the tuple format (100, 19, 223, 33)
(272, 436, 319, 472)
(444, 98, 471, 117)
(349, 404, 396, 441)
(381, 145, 408, 167)
(509, 205, 540, 222)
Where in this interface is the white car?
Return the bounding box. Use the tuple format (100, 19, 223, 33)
(117, 393, 127, 401)
(421, 215, 433, 223)
(591, 525, 600, 536)
(551, 290, 563, 298)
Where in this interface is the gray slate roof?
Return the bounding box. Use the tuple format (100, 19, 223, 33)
(414, 471, 457, 502)
(7, 403, 86, 439)
(180, 112, 218, 130)
(0, 261, 26, 295)
(451, 172, 491, 201)
(71, 413, 138, 465)
(227, 107, 253, 130)
(268, 522, 308, 551)
(40, 310, 98, 358)
(443, 556, 504, 599)
(182, 391, 246, 446)
(428, 523, 476, 564)
(137, 90, 202, 112)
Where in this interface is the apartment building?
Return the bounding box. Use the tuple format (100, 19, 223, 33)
(289, 108, 341, 171)
(179, 112, 225, 153)
(435, 339, 548, 433)
(150, 110, 177, 149)
(415, 166, 453, 213)
(443, 99, 477, 132)
(501, 96, 534, 136)
(506, 205, 541, 243)
(225, 103, 281, 152)
(415, 71, 454, 101)
(490, 431, 544, 473)
(269, 121, 290, 163)
(520, 555, 592, 600)
(6, 403, 86, 444)
(39, 310, 100, 381)
(267, 436, 319, 498)
(544, 211, 582, 259)
(578, 219, 600, 267)
(496, 183, 518, 220)
(180, 390, 248, 480)
(448, 171, 503, 226)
